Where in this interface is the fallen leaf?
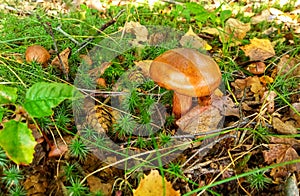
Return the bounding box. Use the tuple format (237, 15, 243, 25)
(80, 54, 93, 66)
(263, 143, 300, 179)
(133, 170, 180, 196)
(87, 175, 113, 195)
(176, 104, 223, 134)
(221, 18, 251, 43)
(180, 26, 211, 50)
(201, 27, 220, 36)
(251, 9, 271, 24)
(123, 21, 148, 46)
(241, 38, 275, 61)
(276, 55, 300, 77)
(272, 117, 297, 135)
(88, 62, 112, 78)
(247, 76, 264, 99)
(51, 47, 71, 74)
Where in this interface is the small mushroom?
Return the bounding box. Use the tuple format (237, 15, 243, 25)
(25, 45, 50, 67)
(150, 48, 222, 119)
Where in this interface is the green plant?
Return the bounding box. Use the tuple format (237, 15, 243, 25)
(113, 114, 136, 139)
(135, 136, 148, 149)
(66, 178, 89, 196)
(2, 166, 23, 187)
(246, 170, 271, 190)
(8, 185, 27, 196)
(69, 138, 90, 162)
(167, 162, 183, 178)
(63, 162, 80, 181)
(0, 147, 9, 168)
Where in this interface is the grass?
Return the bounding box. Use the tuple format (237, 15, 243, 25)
(0, 0, 299, 195)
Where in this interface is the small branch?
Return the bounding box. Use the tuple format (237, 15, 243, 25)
(75, 9, 125, 53)
(37, 15, 69, 81)
(55, 26, 80, 45)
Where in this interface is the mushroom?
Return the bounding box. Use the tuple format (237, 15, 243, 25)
(25, 45, 50, 67)
(149, 48, 222, 119)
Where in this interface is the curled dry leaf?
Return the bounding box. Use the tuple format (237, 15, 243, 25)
(272, 117, 297, 135)
(241, 38, 275, 61)
(221, 18, 251, 44)
(246, 61, 266, 75)
(133, 170, 180, 196)
(263, 137, 300, 179)
(51, 47, 71, 74)
(25, 45, 50, 67)
(180, 26, 211, 50)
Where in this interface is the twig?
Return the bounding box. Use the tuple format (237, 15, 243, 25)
(55, 26, 80, 45)
(75, 9, 125, 53)
(37, 15, 69, 81)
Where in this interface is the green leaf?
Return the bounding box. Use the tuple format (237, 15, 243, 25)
(24, 82, 83, 118)
(0, 120, 37, 165)
(220, 10, 232, 23)
(0, 85, 17, 104)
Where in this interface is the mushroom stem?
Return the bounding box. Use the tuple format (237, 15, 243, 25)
(172, 92, 192, 119)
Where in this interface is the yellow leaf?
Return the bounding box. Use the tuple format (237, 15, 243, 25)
(241, 38, 275, 61)
(133, 170, 180, 196)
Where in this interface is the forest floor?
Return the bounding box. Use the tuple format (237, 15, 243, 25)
(0, 0, 300, 195)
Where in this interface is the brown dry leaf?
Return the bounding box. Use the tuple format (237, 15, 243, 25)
(176, 105, 222, 134)
(263, 143, 300, 179)
(180, 26, 211, 50)
(272, 117, 297, 135)
(201, 27, 220, 36)
(241, 38, 275, 61)
(134, 60, 152, 77)
(123, 21, 148, 46)
(276, 55, 300, 77)
(24, 173, 48, 195)
(51, 47, 71, 74)
(80, 54, 93, 66)
(221, 18, 251, 44)
(246, 76, 264, 99)
(133, 170, 180, 196)
(251, 9, 271, 24)
(87, 175, 113, 195)
(88, 62, 112, 78)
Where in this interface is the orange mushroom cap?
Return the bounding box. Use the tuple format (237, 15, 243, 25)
(149, 48, 221, 97)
